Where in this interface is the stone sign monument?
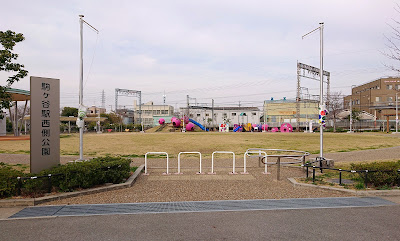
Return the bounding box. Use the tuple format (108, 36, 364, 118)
(30, 76, 60, 173)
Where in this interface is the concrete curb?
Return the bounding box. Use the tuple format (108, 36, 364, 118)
(288, 177, 400, 196)
(0, 164, 144, 208)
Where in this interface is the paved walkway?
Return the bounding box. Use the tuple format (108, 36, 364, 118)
(8, 197, 395, 219)
(309, 145, 400, 163)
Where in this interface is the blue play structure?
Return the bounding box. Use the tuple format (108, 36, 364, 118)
(233, 126, 242, 132)
(189, 118, 208, 131)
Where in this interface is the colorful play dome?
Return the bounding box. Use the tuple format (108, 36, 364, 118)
(262, 124, 269, 131)
(172, 118, 181, 128)
(159, 118, 165, 125)
(186, 123, 195, 131)
(280, 123, 293, 133)
(271, 127, 279, 132)
(183, 116, 189, 124)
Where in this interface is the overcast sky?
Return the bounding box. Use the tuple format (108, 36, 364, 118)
(1, 0, 399, 110)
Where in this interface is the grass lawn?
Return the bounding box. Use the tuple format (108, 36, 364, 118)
(0, 132, 399, 157)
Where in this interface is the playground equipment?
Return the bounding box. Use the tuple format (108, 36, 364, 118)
(219, 123, 229, 132)
(186, 123, 195, 131)
(144, 152, 169, 175)
(271, 127, 279, 132)
(242, 150, 268, 174)
(172, 118, 181, 128)
(189, 118, 207, 131)
(159, 118, 165, 125)
(209, 151, 236, 174)
(176, 152, 203, 174)
(183, 116, 189, 124)
(233, 125, 242, 132)
(262, 124, 268, 131)
(280, 123, 293, 132)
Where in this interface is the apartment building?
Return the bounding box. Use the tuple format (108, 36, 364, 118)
(86, 106, 106, 117)
(133, 100, 174, 127)
(343, 77, 400, 120)
(263, 99, 319, 125)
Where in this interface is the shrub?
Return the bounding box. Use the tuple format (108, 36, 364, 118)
(0, 163, 23, 198)
(40, 156, 131, 192)
(0, 156, 132, 198)
(350, 161, 400, 188)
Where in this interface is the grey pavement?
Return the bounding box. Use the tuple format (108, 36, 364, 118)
(7, 197, 395, 219)
(1, 205, 400, 241)
(309, 145, 400, 163)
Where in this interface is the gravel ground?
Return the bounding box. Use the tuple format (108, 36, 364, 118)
(42, 158, 352, 206)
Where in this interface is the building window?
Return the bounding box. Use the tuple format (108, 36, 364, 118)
(375, 97, 381, 102)
(387, 85, 393, 90)
(206, 113, 209, 117)
(197, 114, 201, 117)
(223, 113, 227, 118)
(388, 97, 393, 102)
(397, 84, 400, 90)
(232, 113, 236, 116)
(252, 112, 256, 116)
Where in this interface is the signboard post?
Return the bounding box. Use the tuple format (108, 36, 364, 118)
(30, 76, 60, 173)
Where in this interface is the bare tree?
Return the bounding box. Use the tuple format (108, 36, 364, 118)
(327, 91, 344, 132)
(383, 4, 400, 73)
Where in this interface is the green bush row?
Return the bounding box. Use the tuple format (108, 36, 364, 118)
(350, 161, 400, 187)
(0, 163, 24, 198)
(0, 156, 132, 198)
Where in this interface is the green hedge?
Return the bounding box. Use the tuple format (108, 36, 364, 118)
(0, 156, 132, 198)
(350, 161, 400, 187)
(0, 163, 24, 198)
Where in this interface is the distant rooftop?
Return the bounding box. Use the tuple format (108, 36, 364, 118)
(4, 88, 30, 101)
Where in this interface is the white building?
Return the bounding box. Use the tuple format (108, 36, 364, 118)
(181, 106, 261, 129)
(133, 100, 174, 127)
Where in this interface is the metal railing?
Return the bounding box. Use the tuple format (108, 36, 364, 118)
(177, 152, 202, 174)
(303, 164, 400, 187)
(144, 152, 169, 175)
(210, 151, 236, 174)
(248, 148, 310, 180)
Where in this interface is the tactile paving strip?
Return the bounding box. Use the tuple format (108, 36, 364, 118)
(9, 197, 395, 219)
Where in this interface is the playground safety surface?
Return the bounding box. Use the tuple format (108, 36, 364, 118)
(9, 197, 395, 219)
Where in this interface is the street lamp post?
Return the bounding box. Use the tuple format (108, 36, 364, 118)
(77, 15, 98, 161)
(302, 22, 324, 159)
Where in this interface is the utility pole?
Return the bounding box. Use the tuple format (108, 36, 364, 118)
(396, 92, 398, 134)
(212, 99, 214, 131)
(182, 95, 189, 132)
(296, 60, 301, 131)
(263, 100, 267, 132)
(348, 85, 356, 133)
(101, 90, 105, 109)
